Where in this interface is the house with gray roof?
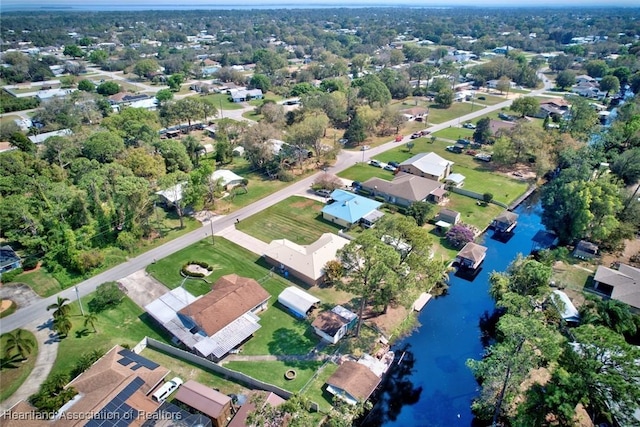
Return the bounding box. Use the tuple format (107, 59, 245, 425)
(593, 263, 640, 311)
(398, 152, 454, 181)
(361, 173, 445, 207)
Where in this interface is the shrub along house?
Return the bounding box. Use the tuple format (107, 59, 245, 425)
(361, 173, 446, 207)
(145, 275, 270, 361)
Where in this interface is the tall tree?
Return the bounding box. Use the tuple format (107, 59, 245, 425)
(4, 329, 35, 359)
(511, 96, 540, 118)
(46, 296, 71, 319)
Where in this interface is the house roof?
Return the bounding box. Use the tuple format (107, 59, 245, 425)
(362, 173, 443, 202)
(594, 264, 640, 309)
(540, 98, 570, 108)
(575, 240, 598, 254)
(399, 152, 453, 177)
(0, 245, 20, 269)
(438, 209, 460, 221)
(399, 106, 428, 116)
(179, 274, 269, 337)
(230, 88, 263, 99)
(457, 242, 487, 262)
(552, 290, 580, 322)
(277, 286, 321, 316)
(109, 92, 151, 103)
(495, 210, 518, 225)
(227, 391, 285, 427)
(156, 182, 186, 204)
(144, 287, 198, 324)
(312, 311, 350, 337)
(174, 380, 231, 419)
(326, 361, 382, 402)
(322, 190, 382, 224)
(489, 119, 516, 135)
(28, 128, 73, 144)
(211, 169, 244, 187)
(265, 233, 350, 284)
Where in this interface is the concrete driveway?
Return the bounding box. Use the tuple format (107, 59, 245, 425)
(117, 270, 170, 308)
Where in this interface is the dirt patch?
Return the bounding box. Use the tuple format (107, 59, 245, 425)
(290, 199, 317, 209)
(0, 299, 15, 313)
(364, 304, 410, 338)
(600, 237, 640, 268)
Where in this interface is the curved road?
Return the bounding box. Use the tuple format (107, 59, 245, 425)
(0, 77, 553, 335)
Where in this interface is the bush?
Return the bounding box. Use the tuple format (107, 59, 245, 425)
(21, 257, 39, 271)
(116, 231, 138, 252)
(181, 261, 210, 277)
(87, 282, 125, 313)
(483, 193, 494, 204)
(73, 250, 104, 274)
(1, 268, 24, 283)
(446, 224, 475, 248)
(278, 170, 295, 182)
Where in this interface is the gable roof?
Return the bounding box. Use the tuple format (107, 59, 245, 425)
(552, 290, 580, 322)
(265, 233, 350, 283)
(399, 152, 453, 177)
(0, 245, 20, 269)
(278, 286, 321, 317)
(495, 210, 519, 225)
(312, 311, 350, 337)
(211, 169, 244, 186)
(326, 361, 381, 402)
(457, 242, 487, 262)
(322, 190, 382, 224)
(28, 128, 73, 144)
(489, 119, 516, 135)
(179, 274, 270, 336)
(227, 391, 285, 427)
(594, 264, 640, 309)
(437, 209, 460, 221)
(362, 173, 443, 202)
(445, 173, 465, 185)
(174, 380, 231, 419)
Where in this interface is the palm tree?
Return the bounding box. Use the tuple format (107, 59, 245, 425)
(4, 329, 35, 359)
(84, 312, 98, 333)
(53, 315, 72, 338)
(47, 296, 70, 319)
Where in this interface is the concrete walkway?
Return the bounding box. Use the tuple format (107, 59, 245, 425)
(0, 318, 59, 411)
(214, 225, 270, 256)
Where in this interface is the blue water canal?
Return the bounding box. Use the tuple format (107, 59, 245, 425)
(367, 194, 545, 427)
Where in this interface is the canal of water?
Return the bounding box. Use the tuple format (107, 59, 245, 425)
(366, 193, 545, 427)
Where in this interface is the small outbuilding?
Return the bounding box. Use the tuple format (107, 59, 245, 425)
(436, 209, 461, 225)
(444, 173, 465, 188)
(277, 286, 320, 319)
(456, 242, 487, 270)
(173, 380, 232, 427)
(551, 290, 580, 323)
(492, 210, 519, 233)
(573, 240, 598, 260)
(311, 305, 358, 344)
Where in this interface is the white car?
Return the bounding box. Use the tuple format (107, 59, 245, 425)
(152, 377, 183, 402)
(369, 159, 382, 168)
(383, 164, 397, 171)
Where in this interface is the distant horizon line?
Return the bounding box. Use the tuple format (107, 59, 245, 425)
(2, 2, 639, 13)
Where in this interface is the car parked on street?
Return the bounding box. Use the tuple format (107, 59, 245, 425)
(410, 132, 421, 139)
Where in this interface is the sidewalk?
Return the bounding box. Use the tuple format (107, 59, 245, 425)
(0, 318, 59, 411)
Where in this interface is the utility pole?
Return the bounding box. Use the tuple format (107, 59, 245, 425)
(75, 286, 85, 316)
(209, 213, 215, 246)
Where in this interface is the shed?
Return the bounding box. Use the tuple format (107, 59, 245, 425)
(573, 240, 598, 260)
(311, 305, 357, 344)
(437, 209, 460, 225)
(551, 290, 580, 323)
(456, 242, 487, 270)
(174, 380, 232, 427)
(444, 173, 465, 187)
(277, 286, 320, 319)
(492, 210, 519, 233)
(232, 146, 245, 157)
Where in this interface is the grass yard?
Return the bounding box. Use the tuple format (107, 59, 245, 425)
(0, 114, 23, 126)
(551, 261, 594, 292)
(426, 101, 485, 124)
(201, 93, 244, 110)
(46, 296, 169, 381)
(432, 127, 474, 141)
(451, 166, 528, 205)
(248, 92, 283, 106)
(445, 193, 505, 231)
(0, 329, 38, 402)
(474, 94, 510, 106)
(140, 347, 249, 395)
(337, 163, 398, 182)
(301, 361, 340, 413)
(11, 269, 61, 298)
(236, 196, 342, 245)
(223, 360, 323, 393)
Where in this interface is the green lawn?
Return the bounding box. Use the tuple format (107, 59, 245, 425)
(301, 362, 340, 413)
(47, 296, 169, 381)
(451, 166, 528, 205)
(445, 193, 505, 230)
(223, 360, 323, 393)
(337, 163, 398, 182)
(474, 94, 510, 106)
(236, 196, 342, 244)
(140, 346, 249, 395)
(426, 101, 485, 124)
(202, 93, 244, 110)
(0, 329, 38, 402)
(432, 127, 474, 141)
(0, 114, 23, 126)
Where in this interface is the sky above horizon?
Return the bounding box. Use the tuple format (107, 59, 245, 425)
(3, 0, 639, 8)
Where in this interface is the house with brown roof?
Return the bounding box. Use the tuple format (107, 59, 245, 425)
(361, 173, 445, 207)
(456, 242, 487, 270)
(145, 275, 270, 361)
(593, 263, 640, 311)
(325, 361, 382, 405)
(173, 380, 232, 427)
(1, 345, 170, 427)
(311, 305, 358, 344)
(536, 98, 570, 119)
(227, 391, 285, 427)
(488, 119, 516, 137)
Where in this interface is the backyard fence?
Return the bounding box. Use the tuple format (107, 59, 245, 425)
(137, 337, 319, 411)
(449, 187, 509, 208)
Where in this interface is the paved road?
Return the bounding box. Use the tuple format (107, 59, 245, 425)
(0, 76, 554, 335)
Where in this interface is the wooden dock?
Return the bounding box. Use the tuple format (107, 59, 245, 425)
(508, 185, 537, 211)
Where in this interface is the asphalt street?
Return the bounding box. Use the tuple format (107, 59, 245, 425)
(0, 76, 553, 334)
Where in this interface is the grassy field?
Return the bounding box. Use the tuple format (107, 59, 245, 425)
(432, 127, 474, 141)
(0, 329, 38, 402)
(202, 93, 244, 110)
(474, 94, 510, 106)
(450, 165, 528, 205)
(0, 114, 23, 126)
(446, 193, 505, 230)
(9, 211, 200, 297)
(337, 163, 398, 182)
(140, 346, 249, 395)
(223, 360, 323, 393)
(300, 362, 340, 413)
(47, 296, 168, 381)
(236, 196, 342, 244)
(426, 101, 485, 124)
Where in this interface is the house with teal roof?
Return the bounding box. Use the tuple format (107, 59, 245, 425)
(321, 190, 383, 228)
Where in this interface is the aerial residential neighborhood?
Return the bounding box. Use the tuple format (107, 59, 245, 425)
(1, 3, 639, 427)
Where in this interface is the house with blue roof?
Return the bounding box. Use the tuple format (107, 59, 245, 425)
(321, 190, 383, 228)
